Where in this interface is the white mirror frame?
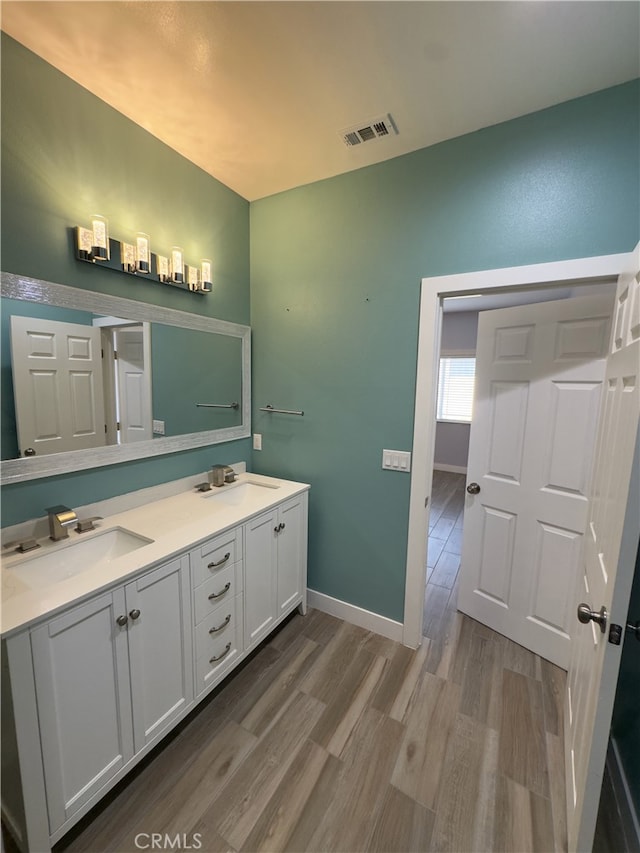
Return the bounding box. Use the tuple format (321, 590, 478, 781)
(1, 272, 251, 485)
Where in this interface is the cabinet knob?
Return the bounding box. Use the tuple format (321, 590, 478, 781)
(116, 614, 128, 627)
(279, 522, 285, 531)
(129, 609, 141, 620)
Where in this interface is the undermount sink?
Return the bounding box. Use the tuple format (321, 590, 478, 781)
(207, 480, 280, 507)
(3, 527, 154, 591)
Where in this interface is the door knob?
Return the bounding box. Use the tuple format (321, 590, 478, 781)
(577, 603, 608, 634)
(466, 482, 480, 495)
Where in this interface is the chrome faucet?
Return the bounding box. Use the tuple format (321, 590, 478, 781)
(47, 505, 78, 541)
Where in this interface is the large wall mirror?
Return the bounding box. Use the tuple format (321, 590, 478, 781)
(1, 273, 251, 485)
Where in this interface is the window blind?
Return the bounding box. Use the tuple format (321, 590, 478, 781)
(437, 357, 476, 422)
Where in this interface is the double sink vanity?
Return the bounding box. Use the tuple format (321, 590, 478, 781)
(1, 471, 309, 852)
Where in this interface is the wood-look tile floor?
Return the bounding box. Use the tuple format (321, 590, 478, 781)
(52, 471, 567, 853)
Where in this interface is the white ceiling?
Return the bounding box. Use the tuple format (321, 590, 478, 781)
(2, 1, 639, 201)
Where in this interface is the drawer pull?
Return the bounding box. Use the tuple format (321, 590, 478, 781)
(210, 643, 232, 663)
(208, 582, 231, 600)
(208, 552, 231, 569)
(209, 614, 232, 634)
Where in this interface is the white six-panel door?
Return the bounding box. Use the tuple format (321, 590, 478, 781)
(566, 247, 640, 851)
(458, 294, 614, 668)
(114, 326, 152, 443)
(10, 315, 106, 456)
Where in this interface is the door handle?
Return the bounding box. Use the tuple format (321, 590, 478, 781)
(626, 620, 640, 641)
(466, 482, 480, 495)
(577, 603, 608, 634)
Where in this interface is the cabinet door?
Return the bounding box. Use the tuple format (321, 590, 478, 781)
(244, 508, 278, 649)
(277, 494, 307, 615)
(126, 556, 193, 753)
(31, 589, 134, 833)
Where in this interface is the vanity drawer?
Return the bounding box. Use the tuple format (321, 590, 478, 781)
(195, 594, 243, 695)
(194, 592, 242, 659)
(193, 563, 239, 624)
(191, 528, 242, 588)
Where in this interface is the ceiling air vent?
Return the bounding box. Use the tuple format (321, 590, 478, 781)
(340, 113, 398, 147)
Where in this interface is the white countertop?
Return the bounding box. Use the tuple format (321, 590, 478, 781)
(1, 473, 309, 638)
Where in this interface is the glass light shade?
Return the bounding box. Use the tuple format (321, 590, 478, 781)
(187, 265, 199, 291)
(91, 215, 109, 261)
(76, 226, 93, 261)
(200, 259, 212, 292)
(157, 255, 169, 282)
(136, 232, 150, 274)
(170, 246, 184, 284)
(121, 242, 136, 273)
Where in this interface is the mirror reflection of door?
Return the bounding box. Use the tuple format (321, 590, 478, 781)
(114, 325, 152, 444)
(95, 319, 153, 445)
(10, 315, 107, 456)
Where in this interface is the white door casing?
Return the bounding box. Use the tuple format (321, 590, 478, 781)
(10, 315, 106, 456)
(458, 294, 613, 669)
(566, 246, 640, 852)
(405, 253, 631, 651)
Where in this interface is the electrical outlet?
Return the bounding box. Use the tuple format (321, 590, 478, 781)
(382, 449, 411, 472)
(253, 433, 262, 451)
(152, 420, 165, 435)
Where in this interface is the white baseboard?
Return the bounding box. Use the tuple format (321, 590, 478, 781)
(609, 737, 640, 851)
(307, 589, 404, 643)
(433, 463, 467, 474)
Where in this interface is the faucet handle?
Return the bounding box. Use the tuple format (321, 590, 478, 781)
(76, 516, 103, 533)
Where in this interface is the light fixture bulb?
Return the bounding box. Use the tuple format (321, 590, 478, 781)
(90, 214, 109, 261)
(170, 246, 184, 284)
(157, 255, 169, 282)
(121, 242, 136, 273)
(136, 232, 150, 274)
(187, 265, 199, 291)
(200, 258, 212, 292)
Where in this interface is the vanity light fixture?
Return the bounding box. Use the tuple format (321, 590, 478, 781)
(135, 232, 150, 274)
(186, 264, 200, 291)
(170, 246, 184, 284)
(157, 254, 169, 283)
(200, 259, 212, 292)
(90, 215, 109, 261)
(74, 217, 210, 294)
(121, 241, 136, 273)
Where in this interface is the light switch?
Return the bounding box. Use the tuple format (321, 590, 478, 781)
(153, 420, 165, 435)
(382, 449, 411, 472)
(253, 433, 262, 451)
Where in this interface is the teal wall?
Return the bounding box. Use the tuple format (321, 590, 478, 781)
(2, 33, 639, 624)
(250, 81, 640, 622)
(1, 35, 251, 525)
(611, 543, 640, 811)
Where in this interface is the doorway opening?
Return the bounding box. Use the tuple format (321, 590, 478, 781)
(404, 254, 629, 650)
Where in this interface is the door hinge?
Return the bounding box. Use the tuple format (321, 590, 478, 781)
(104, 424, 107, 434)
(425, 496, 429, 508)
(116, 421, 121, 431)
(114, 350, 118, 360)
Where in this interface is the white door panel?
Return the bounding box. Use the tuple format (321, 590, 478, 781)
(459, 293, 614, 668)
(10, 315, 106, 455)
(566, 246, 640, 850)
(115, 326, 152, 443)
